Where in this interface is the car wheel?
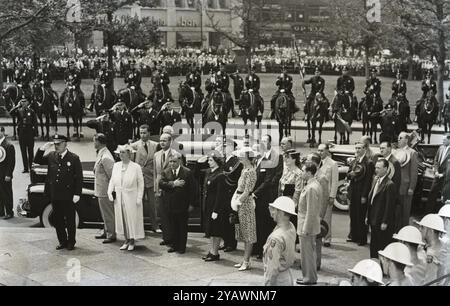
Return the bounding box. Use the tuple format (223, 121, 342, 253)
(40, 204, 80, 228)
(334, 180, 350, 211)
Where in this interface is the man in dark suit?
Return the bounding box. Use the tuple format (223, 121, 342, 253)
(347, 142, 374, 246)
(0, 125, 16, 219)
(367, 159, 396, 258)
(159, 151, 196, 254)
(34, 135, 83, 250)
(110, 100, 133, 145)
(160, 101, 181, 129)
(426, 134, 450, 213)
(252, 134, 283, 258)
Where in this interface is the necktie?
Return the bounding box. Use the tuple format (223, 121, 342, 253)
(162, 151, 166, 166)
(173, 170, 177, 178)
(144, 142, 148, 153)
(371, 178, 381, 204)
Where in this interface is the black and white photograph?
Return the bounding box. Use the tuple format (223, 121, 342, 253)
(1, 0, 450, 289)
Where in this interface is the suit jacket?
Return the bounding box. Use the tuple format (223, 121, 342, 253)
(348, 155, 374, 200)
(297, 178, 321, 236)
(93, 147, 114, 198)
(399, 147, 418, 195)
(34, 149, 83, 201)
(161, 110, 182, 128)
(131, 139, 159, 188)
(0, 138, 15, 180)
(315, 172, 329, 219)
(367, 175, 396, 227)
(433, 145, 450, 175)
(222, 155, 243, 201)
(153, 148, 175, 195)
(320, 156, 339, 199)
(159, 166, 196, 213)
(387, 154, 401, 195)
(254, 149, 283, 202)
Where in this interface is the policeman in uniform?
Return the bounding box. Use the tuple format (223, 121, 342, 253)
(125, 59, 144, 100)
(392, 70, 407, 99)
(86, 111, 117, 156)
(230, 68, 244, 105)
(271, 65, 296, 119)
(10, 98, 38, 173)
(89, 59, 115, 112)
(34, 135, 83, 251)
(303, 67, 325, 103)
(160, 100, 182, 128)
(245, 66, 260, 95)
(421, 69, 437, 99)
(35, 59, 58, 102)
(110, 100, 133, 145)
(62, 60, 85, 110)
(13, 59, 32, 99)
(364, 68, 382, 100)
(185, 63, 203, 99)
(336, 66, 355, 97)
(132, 99, 162, 136)
(216, 62, 238, 117)
(152, 61, 172, 99)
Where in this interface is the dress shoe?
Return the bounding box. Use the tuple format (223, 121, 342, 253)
(204, 254, 220, 262)
(202, 252, 213, 260)
(224, 247, 236, 253)
(67, 244, 75, 251)
(296, 279, 317, 285)
(102, 238, 116, 244)
(120, 243, 129, 250)
(3, 215, 13, 220)
(127, 244, 135, 251)
(152, 228, 162, 233)
(56, 245, 67, 250)
(167, 248, 177, 253)
(234, 262, 242, 268)
(346, 238, 355, 243)
(95, 234, 107, 239)
(218, 245, 226, 251)
(238, 261, 251, 271)
(323, 242, 331, 247)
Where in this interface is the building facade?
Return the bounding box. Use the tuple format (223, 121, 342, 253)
(91, 0, 237, 49)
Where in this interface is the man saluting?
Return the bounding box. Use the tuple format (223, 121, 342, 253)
(34, 135, 83, 251)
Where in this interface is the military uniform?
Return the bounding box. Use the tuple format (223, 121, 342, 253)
(110, 110, 133, 145)
(34, 140, 83, 248)
(13, 68, 32, 99)
(10, 104, 38, 172)
(132, 106, 161, 136)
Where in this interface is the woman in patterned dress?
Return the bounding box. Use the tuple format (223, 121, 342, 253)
(232, 147, 259, 271)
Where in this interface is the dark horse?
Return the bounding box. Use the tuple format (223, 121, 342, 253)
(149, 74, 170, 111)
(416, 93, 439, 144)
(359, 93, 384, 144)
(239, 90, 264, 131)
(332, 92, 355, 145)
(1, 84, 24, 139)
(202, 90, 228, 133)
(305, 92, 330, 147)
(118, 87, 145, 138)
(92, 82, 116, 116)
(32, 82, 58, 140)
(178, 82, 202, 134)
(274, 92, 293, 142)
(61, 86, 83, 140)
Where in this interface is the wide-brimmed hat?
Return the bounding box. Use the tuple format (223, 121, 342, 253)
(269, 197, 296, 215)
(114, 144, 136, 154)
(232, 146, 260, 158)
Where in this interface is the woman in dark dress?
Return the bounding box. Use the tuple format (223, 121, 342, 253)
(202, 151, 227, 262)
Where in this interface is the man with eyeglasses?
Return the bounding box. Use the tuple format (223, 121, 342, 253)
(34, 135, 83, 251)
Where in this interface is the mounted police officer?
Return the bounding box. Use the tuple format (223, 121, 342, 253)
(152, 61, 172, 99)
(61, 59, 85, 110)
(186, 62, 203, 98)
(271, 65, 296, 119)
(14, 59, 32, 100)
(34, 135, 83, 251)
(230, 68, 244, 106)
(125, 59, 145, 100)
(216, 62, 237, 117)
(392, 70, 407, 99)
(245, 66, 261, 95)
(364, 67, 382, 100)
(35, 59, 58, 108)
(10, 98, 37, 173)
(336, 66, 355, 97)
(89, 58, 115, 112)
(303, 67, 325, 116)
(421, 69, 437, 99)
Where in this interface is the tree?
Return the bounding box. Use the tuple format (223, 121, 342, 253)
(0, 0, 68, 85)
(78, 0, 157, 69)
(206, 0, 270, 70)
(392, 0, 450, 113)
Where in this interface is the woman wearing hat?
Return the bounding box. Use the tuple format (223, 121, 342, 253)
(108, 145, 145, 251)
(202, 151, 227, 262)
(232, 147, 258, 271)
(278, 149, 302, 203)
(263, 197, 297, 286)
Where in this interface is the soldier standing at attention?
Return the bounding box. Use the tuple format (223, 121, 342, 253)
(34, 135, 83, 251)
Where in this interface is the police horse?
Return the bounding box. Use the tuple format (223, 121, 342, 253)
(179, 81, 202, 134)
(61, 85, 83, 141)
(92, 82, 116, 117)
(416, 93, 439, 144)
(149, 74, 171, 111)
(118, 86, 145, 139)
(332, 91, 355, 145)
(1, 84, 25, 140)
(359, 93, 384, 144)
(32, 82, 58, 141)
(274, 91, 293, 142)
(239, 89, 264, 131)
(305, 92, 329, 147)
(202, 89, 228, 134)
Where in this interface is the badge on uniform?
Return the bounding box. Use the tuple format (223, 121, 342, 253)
(27, 112, 31, 116)
(67, 162, 71, 167)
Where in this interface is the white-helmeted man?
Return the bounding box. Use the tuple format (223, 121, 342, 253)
(378, 242, 414, 286)
(438, 204, 450, 285)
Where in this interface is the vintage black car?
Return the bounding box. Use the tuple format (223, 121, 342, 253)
(329, 138, 439, 214)
(17, 135, 221, 231)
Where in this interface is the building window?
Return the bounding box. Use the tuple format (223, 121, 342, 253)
(187, 0, 196, 8)
(218, 0, 228, 9)
(207, 0, 216, 9)
(175, 0, 184, 8)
